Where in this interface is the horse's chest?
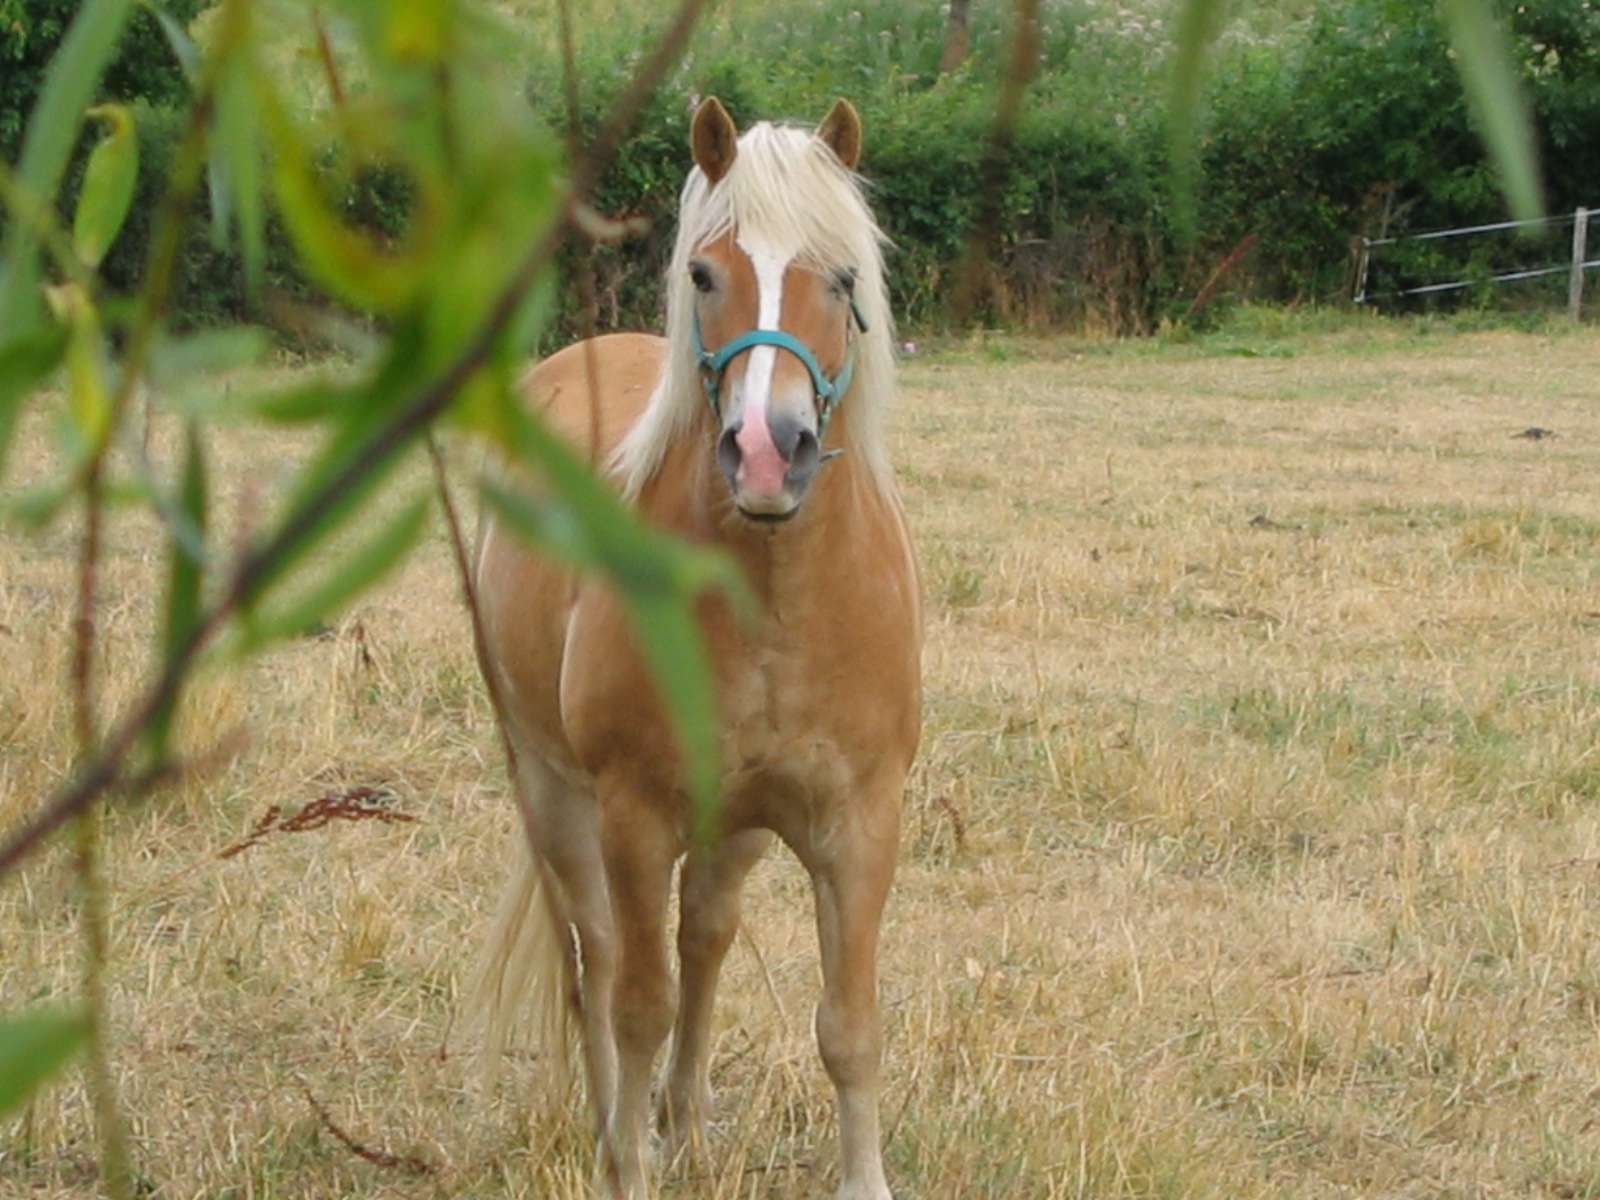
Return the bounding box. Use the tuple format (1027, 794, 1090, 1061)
(714, 642, 859, 829)
(720, 639, 827, 751)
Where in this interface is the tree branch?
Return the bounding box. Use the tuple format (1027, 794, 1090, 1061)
(0, 0, 711, 878)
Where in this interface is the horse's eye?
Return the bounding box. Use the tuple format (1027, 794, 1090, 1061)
(689, 262, 715, 294)
(834, 268, 858, 295)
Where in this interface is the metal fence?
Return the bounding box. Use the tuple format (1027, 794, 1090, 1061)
(1354, 206, 1600, 319)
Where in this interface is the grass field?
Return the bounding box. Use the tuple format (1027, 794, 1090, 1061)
(6, 312, 1600, 1198)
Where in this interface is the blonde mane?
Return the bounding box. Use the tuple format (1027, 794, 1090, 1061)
(610, 120, 897, 499)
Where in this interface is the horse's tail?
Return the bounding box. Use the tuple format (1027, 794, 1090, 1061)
(467, 833, 576, 1098)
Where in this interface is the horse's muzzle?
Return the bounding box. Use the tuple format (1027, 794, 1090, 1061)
(717, 410, 822, 519)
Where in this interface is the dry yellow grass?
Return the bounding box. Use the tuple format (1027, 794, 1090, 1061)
(7, 313, 1600, 1199)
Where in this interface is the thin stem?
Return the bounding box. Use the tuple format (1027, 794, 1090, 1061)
(72, 809, 133, 1200)
(71, 456, 105, 751)
(556, 0, 606, 465)
(947, 0, 1041, 327)
(49, 8, 248, 1186)
(425, 434, 516, 782)
(70, 413, 132, 1200)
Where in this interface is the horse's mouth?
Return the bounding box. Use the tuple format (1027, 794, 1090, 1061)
(736, 504, 800, 524)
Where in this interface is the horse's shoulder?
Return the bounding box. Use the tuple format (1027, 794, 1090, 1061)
(519, 332, 667, 457)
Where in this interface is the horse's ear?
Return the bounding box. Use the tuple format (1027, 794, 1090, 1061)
(692, 97, 738, 184)
(816, 98, 862, 170)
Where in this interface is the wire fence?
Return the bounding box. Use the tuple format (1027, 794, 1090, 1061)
(1355, 206, 1599, 318)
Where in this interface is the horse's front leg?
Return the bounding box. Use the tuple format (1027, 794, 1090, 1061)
(598, 783, 680, 1200)
(661, 828, 774, 1147)
(805, 779, 903, 1200)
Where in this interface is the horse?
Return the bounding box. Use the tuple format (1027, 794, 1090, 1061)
(470, 97, 921, 1200)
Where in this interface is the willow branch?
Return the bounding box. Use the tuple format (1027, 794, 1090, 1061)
(0, 0, 710, 878)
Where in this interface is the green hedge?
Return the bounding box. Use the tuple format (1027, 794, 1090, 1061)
(526, 0, 1600, 336)
(18, 0, 1600, 334)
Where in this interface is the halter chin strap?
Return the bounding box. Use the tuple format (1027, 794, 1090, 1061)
(692, 295, 868, 439)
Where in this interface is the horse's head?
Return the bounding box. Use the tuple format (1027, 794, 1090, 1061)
(685, 98, 870, 522)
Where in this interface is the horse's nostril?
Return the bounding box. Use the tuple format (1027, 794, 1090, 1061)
(790, 427, 819, 475)
(717, 422, 743, 484)
(766, 411, 808, 462)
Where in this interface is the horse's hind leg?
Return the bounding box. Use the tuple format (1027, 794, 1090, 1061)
(507, 743, 622, 1149)
(660, 828, 774, 1145)
(598, 781, 681, 1199)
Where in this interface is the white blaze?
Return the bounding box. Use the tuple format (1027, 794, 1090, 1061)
(733, 231, 790, 428)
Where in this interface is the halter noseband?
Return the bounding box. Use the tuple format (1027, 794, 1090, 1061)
(692, 294, 868, 439)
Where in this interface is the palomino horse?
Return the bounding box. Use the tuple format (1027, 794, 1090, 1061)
(472, 97, 920, 1200)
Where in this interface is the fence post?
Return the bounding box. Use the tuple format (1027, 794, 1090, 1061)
(1570, 206, 1589, 322)
(1354, 237, 1371, 304)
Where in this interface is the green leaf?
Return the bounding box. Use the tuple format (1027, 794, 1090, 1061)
(0, 0, 138, 336)
(262, 97, 425, 315)
(214, 59, 266, 289)
(1166, 0, 1229, 240)
(354, 0, 454, 68)
(1436, 0, 1544, 223)
(625, 591, 722, 839)
(149, 4, 203, 82)
(146, 424, 208, 762)
(483, 406, 745, 601)
(73, 104, 141, 270)
(241, 344, 433, 608)
(243, 493, 431, 649)
(154, 0, 266, 279)
(0, 327, 68, 481)
(148, 327, 270, 392)
(47, 283, 113, 452)
(0, 1007, 90, 1119)
(250, 380, 359, 426)
(6, 479, 76, 532)
(481, 400, 747, 828)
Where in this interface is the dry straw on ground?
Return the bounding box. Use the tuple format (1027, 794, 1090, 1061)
(6, 315, 1600, 1198)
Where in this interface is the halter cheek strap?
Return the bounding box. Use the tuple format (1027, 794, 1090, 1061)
(692, 295, 868, 439)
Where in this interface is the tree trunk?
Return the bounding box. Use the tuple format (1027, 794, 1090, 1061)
(939, 0, 973, 73)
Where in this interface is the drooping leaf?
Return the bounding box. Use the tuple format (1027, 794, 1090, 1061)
(148, 328, 270, 396)
(482, 480, 729, 829)
(0, 1007, 90, 1119)
(213, 58, 266, 289)
(5, 479, 77, 532)
(151, 2, 236, 254)
(241, 341, 433, 608)
(262, 97, 426, 315)
(0, 327, 69, 481)
(146, 424, 208, 762)
(485, 409, 745, 602)
(376, 0, 454, 67)
(243, 493, 431, 649)
(620, 591, 722, 837)
(1166, 0, 1229, 240)
(1436, 0, 1544, 222)
(0, 0, 139, 336)
(73, 104, 141, 270)
(44, 283, 113, 452)
(481, 400, 746, 826)
(250, 380, 364, 426)
(150, 4, 203, 82)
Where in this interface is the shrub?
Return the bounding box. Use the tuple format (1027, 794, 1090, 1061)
(0, 0, 205, 164)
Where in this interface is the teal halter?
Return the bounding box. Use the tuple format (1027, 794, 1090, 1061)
(692, 295, 868, 439)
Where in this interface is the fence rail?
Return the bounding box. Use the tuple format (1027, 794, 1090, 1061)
(1355, 206, 1597, 319)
